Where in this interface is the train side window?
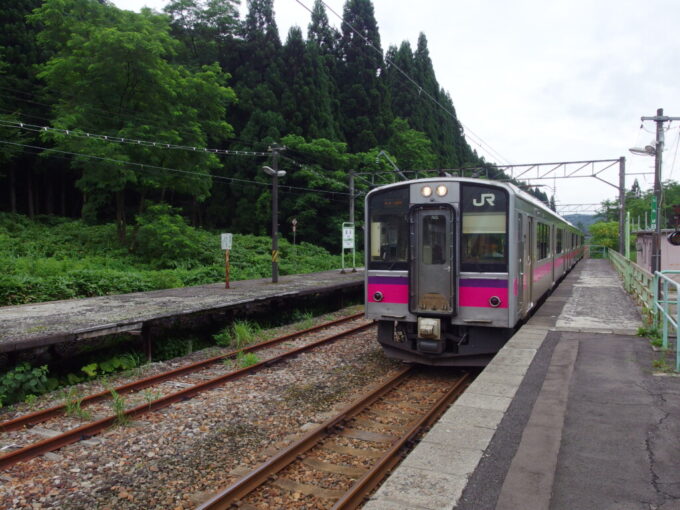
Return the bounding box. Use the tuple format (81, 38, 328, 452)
(556, 228, 563, 253)
(368, 187, 410, 270)
(537, 223, 549, 260)
(461, 184, 508, 272)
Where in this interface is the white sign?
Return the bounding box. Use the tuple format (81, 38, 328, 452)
(221, 233, 233, 250)
(342, 226, 354, 249)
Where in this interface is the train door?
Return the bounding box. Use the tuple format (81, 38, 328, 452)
(523, 216, 534, 314)
(551, 224, 556, 285)
(517, 214, 525, 315)
(410, 205, 455, 315)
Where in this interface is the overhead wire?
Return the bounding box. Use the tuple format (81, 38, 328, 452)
(0, 139, 353, 201)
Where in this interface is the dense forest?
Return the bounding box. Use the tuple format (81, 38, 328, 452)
(0, 0, 550, 251)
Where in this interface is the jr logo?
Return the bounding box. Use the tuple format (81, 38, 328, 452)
(473, 193, 495, 207)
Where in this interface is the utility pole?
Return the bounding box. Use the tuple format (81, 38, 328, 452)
(349, 171, 355, 224)
(618, 157, 626, 254)
(640, 109, 680, 274)
(264, 144, 285, 283)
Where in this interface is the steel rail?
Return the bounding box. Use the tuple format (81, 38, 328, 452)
(0, 321, 373, 471)
(197, 370, 470, 510)
(332, 372, 470, 509)
(0, 312, 364, 433)
(196, 366, 414, 510)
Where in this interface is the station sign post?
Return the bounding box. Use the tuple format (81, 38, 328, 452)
(341, 222, 356, 273)
(221, 233, 233, 288)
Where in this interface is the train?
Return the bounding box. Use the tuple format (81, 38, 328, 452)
(364, 177, 584, 366)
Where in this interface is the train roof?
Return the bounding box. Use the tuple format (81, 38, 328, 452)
(366, 177, 580, 232)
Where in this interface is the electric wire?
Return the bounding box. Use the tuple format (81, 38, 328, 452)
(0, 139, 353, 200)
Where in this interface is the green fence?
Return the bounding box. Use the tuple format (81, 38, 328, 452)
(607, 249, 655, 318)
(608, 249, 679, 372)
(653, 271, 680, 372)
(585, 244, 608, 259)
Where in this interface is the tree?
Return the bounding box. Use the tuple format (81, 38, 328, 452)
(386, 118, 436, 172)
(589, 221, 619, 250)
(280, 27, 339, 140)
(31, 0, 235, 240)
(164, 0, 241, 66)
(337, 0, 391, 152)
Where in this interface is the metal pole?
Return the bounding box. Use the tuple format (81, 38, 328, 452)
(271, 146, 280, 283)
(618, 157, 626, 254)
(349, 171, 355, 224)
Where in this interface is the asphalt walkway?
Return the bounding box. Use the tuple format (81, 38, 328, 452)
(366, 258, 680, 510)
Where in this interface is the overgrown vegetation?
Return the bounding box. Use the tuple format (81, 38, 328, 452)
(0, 212, 345, 306)
(213, 320, 262, 349)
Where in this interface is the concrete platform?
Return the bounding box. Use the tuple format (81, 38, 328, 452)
(365, 259, 680, 510)
(0, 269, 363, 354)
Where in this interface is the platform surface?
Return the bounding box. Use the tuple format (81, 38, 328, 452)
(0, 269, 363, 353)
(364, 258, 680, 510)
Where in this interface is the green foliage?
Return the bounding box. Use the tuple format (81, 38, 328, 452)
(133, 204, 217, 269)
(0, 214, 343, 306)
(153, 335, 198, 361)
(589, 221, 619, 250)
(0, 363, 53, 407)
(109, 389, 129, 426)
(213, 320, 261, 349)
(79, 353, 142, 379)
(64, 388, 92, 420)
(235, 351, 260, 368)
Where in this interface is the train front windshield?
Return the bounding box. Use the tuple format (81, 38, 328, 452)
(368, 187, 409, 271)
(461, 184, 508, 272)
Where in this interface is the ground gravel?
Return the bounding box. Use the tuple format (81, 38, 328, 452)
(0, 307, 403, 509)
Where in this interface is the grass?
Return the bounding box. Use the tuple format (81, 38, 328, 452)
(109, 389, 129, 426)
(213, 320, 261, 349)
(0, 212, 349, 306)
(64, 388, 92, 421)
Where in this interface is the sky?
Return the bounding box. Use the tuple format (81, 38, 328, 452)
(110, 0, 680, 213)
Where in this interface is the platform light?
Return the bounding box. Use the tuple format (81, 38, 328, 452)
(436, 184, 448, 197)
(421, 185, 433, 197)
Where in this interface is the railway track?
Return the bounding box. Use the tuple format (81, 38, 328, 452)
(198, 367, 471, 510)
(0, 312, 371, 470)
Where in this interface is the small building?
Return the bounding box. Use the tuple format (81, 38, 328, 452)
(634, 229, 680, 273)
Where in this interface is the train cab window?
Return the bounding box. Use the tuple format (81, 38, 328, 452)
(461, 184, 508, 272)
(422, 214, 447, 265)
(368, 186, 410, 270)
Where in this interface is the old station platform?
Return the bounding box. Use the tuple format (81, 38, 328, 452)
(0, 269, 363, 357)
(365, 258, 680, 510)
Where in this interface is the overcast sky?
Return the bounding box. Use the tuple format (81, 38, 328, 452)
(110, 0, 680, 213)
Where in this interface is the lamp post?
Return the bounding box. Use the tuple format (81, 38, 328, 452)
(263, 164, 286, 283)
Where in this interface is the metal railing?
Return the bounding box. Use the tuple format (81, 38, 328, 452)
(608, 249, 655, 318)
(585, 244, 608, 259)
(653, 271, 680, 372)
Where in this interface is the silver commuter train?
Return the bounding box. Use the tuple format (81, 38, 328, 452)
(364, 177, 583, 366)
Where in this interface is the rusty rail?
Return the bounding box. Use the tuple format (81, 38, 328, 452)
(0, 312, 364, 433)
(0, 320, 372, 471)
(197, 369, 470, 510)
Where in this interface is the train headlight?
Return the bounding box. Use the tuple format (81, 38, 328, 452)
(489, 296, 502, 308)
(436, 184, 448, 197)
(373, 291, 384, 302)
(420, 185, 433, 198)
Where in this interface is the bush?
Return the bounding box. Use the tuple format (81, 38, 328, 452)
(0, 363, 55, 407)
(133, 204, 218, 269)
